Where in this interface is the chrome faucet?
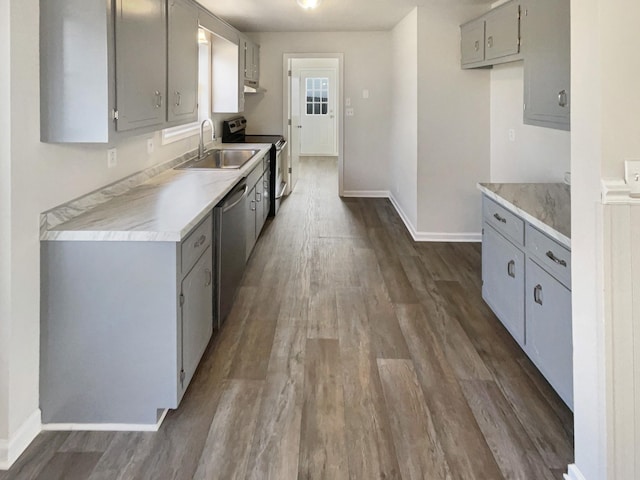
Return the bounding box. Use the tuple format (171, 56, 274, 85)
(198, 118, 215, 158)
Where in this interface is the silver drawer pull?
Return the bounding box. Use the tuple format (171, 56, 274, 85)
(256, 192, 262, 202)
(193, 234, 206, 248)
(534, 284, 543, 305)
(558, 89, 568, 107)
(250, 200, 256, 211)
(493, 213, 507, 223)
(205, 268, 212, 286)
(474, 40, 480, 52)
(546, 250, 567, 267)
(487, 36, 494, 48)
(507, 260, 515, 278)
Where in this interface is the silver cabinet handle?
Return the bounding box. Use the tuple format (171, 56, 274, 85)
(558, 90, 568, 107)
(193, 234, 206, 248)
(507, 260, 516, 278)
(474, 40, 480, 52)
(546, 250, 567, 267)
(487, 36, 494, 48)
(493, 213, 507, 223)
(250, 200, 256, 211)
(534, 284, 543, 305)
(154, 90, 162, 108)
(264, 179, 269, 189)
(175, 91, 181, 106)
(256, 192, 262, 202)
(205, 268, 212, 286)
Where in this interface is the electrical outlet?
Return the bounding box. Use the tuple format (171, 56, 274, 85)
(107, 148, 117, 169)
(508, 129, 516, 142)
(346, 108, 354, 117)
(147, 138, 154, 154)
(624, 160, 640, 197)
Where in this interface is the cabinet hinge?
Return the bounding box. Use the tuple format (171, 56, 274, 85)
(288, 167, 292, 174)
(112, 109, 119, 121)
(288, 119, 291, 126)
(180, 369, 185, 387)
(179, 293, 185, 307)
(288, 70, 292, 77)
(523, 103, 526, 111)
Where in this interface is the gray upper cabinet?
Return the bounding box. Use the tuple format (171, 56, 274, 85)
(114, 0, 167, 132)
(242, 36, 260, 85)
(460, 1, 521, 69)
(522, 0, 571, 130)
(484, 2, 520, 61)
(461, 20, 485, 66)
(167, 0, 199, 124)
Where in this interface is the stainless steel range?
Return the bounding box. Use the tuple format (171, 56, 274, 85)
(222, 117, 287, 216)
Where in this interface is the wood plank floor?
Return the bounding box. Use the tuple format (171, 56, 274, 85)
(1, 157, 573, 479)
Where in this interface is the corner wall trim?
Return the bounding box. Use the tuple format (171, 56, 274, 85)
(564, 464, 587, 480)
(388, 193, 481, 243)
(0, 409, 42, 471)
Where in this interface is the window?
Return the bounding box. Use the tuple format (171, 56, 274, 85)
(305, 77, 329, 116)
(162, 28, 211, 144)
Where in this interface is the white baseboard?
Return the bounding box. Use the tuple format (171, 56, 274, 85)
(564, 464, 587, 480)
(0, 409, 42, 471)
(388, 193, 481, 243)
(342, 190, 390, 198)
(42, 408, 168, 433)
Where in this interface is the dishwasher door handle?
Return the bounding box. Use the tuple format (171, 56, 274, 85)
(222, 184, 248, 213)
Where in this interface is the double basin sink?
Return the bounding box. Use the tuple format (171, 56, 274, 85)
(176, 149, 260, 170)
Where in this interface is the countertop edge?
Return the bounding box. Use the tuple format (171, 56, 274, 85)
(41, 144, 271, 242)
(477, 184, 571, 249)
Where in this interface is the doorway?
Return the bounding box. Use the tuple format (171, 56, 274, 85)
(283, 54, 344, 196)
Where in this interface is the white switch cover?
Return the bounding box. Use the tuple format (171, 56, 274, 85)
(107, 148, 117, 169)
(508, 129, 516, 142)
(362, 89, 369, 99)
(147, 138, 154, 154)
(346, 108, 354, 117)
(345, 97, 351, 107)
(625, 160, 640, 196)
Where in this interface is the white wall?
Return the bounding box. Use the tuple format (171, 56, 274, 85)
(416, 3, 490, 239)
(1, 0, 219, 463)
(389, 8, 418, 228)
(244, 31, 392, 193)
(0, 0, 11, 445)
(490, 62, 571, 182)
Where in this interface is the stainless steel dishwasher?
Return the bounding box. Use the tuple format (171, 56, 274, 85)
(214, 181, 248, 329)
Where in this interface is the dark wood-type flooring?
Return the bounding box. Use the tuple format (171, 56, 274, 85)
(1, 157, 573, 479)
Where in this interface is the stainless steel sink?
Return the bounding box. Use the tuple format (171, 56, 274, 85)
(175, 149, 260, 170)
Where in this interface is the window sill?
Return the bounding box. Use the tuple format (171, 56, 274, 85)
(161, 122, 200, 145)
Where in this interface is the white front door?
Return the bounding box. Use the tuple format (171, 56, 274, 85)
(297, 68, 337, 156)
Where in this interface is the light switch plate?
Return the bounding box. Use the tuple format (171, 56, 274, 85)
(346, 108, 354, 117)
(107, 148, 117, 169)
(362, 89, 369, 99)
(624, 160, 640, 197)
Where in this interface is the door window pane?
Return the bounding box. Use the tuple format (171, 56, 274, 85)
(305, 77, 329, 116)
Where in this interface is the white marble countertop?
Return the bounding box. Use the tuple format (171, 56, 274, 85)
(477, 183, 571, 248)
(41, 144, 272, 242)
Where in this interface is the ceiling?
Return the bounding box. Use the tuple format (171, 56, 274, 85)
(198, 0, 493, 33)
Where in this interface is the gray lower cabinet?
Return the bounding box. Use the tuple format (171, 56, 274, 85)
(481, 195, 573, 409)
(167, 0, 199, 124)
(525, 258, 573, 408)
(482, 224, 525, 345)
(522, 0, 570, 130)
(40, 214, 214, 426)
(246, 183, 257, 260)
(245, 153, 270, 260)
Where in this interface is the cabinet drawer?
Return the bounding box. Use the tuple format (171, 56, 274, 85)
(246, 153, 266, 188)
(181, 213, 212, 275)
(525, 224, 571, 289)
(483, 196, 524, 245)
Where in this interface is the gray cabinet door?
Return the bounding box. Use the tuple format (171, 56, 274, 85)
(114, 0, 166, 132)
(482, 223, 526, 345)
(522, 0, 570, 130)
(485, 1, 520, 61)
(262, 173, 270, 223)
(168, 0, 199, 123)
(180, 246, 213, 396)
(525, 258, 573, 409)
(255, 173, 265, 236)
(461, 20, 486, 65)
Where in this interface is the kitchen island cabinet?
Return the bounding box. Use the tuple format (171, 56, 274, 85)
(478, 183, 572, 409)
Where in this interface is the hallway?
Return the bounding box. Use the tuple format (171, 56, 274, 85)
(1, 157, 573, 479)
